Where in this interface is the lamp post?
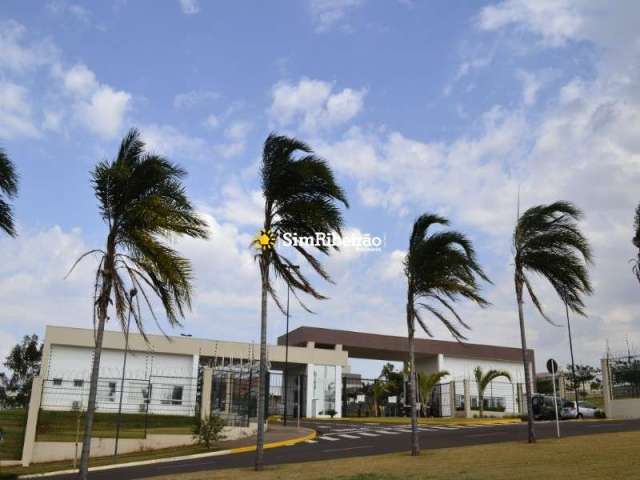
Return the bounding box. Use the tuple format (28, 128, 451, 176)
(114, 288, 137, 456)
(564, 298, 580, 418)
(283, 264, 300, 426)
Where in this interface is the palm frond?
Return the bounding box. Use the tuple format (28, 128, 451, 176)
(0, 148, 18, 237)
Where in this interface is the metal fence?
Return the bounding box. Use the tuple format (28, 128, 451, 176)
(608, 355, 640, 399)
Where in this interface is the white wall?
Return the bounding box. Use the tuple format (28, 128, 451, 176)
(441, 356, 525, 383)
(43, 345, 197, 416)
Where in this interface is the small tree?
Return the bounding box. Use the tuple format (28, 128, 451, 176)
(417, 371, 449, 417)
(474, 367, 511, 418)
(193, 415, 225, 449)
(0, 335, 42, 408)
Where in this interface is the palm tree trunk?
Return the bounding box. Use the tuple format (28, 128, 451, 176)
(255, 256, 269, 471)
(407, 290, 419, 456)
(515, 271, 536, 443)
(479, 391, 484, 418)
(79, 267, 112, 479)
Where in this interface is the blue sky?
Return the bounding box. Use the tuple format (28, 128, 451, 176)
(1, 1, 640, 376)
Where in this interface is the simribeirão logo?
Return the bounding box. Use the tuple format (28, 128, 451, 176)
(254, 229, 384, 252)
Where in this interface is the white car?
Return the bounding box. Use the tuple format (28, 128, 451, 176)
(561, 400, 602, 419)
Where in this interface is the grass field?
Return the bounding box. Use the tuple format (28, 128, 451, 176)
(0, 409, 26, 460)
(35, 410, 196, 441)
(149, 431, 640, 480)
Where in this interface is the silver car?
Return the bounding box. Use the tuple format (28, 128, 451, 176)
(561, 400, 602, 419)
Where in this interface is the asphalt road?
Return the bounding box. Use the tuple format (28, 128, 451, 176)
(39, 418, 640, 480)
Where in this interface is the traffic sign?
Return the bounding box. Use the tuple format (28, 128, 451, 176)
(546, 358, 559, 375)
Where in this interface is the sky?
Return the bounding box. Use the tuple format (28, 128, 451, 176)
(1, 0, 640, 378)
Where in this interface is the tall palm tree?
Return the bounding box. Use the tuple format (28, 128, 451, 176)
(417, 370, 449, 417)
(370, 379, 388, 417)
(0, 148, 18, 237)
(67, 129, 208, 479)
(473, 366, 511, 418)
(513, 201, 592, 443)
(404, 213, 490, 456)
(632, 203, 640, 282)
(253, 134, 348, 470)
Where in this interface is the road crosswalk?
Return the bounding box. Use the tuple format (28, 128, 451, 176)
(307, 422, 510, 444)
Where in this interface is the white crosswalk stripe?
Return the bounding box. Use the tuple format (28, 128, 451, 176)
(305, 439, 318, 443)
(319, 436, 340, 441)
(357, 431, 381, 437)
(337, 434, 361, 439)
(377, 429, 401, 435)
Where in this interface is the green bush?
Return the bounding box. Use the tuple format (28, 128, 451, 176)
(193, 415, 225, 449)
(595, 410, 606, 419)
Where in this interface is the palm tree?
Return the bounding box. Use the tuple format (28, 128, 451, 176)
(0, 148, 18, 237)
(253, 134, 348, 470)
(67, 129, 208, 479)
(513, 201, 592, 443)
(473, 366, 511, 418)
(417, 370, 449, 417)
(370, 380, 388, 417)
(404, 213, 490, 456)
(632, 203, 640, 282)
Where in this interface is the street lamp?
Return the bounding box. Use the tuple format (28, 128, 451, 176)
(283, 264, 300, 426)
(114, 288, 137, 456)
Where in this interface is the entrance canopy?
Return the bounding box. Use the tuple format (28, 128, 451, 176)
(278, 326, 534, 364)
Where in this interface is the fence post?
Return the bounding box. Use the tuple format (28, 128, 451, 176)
(449, 382, 456, 417)
(463, 379, 471, 418)
(21, 375, 44, 467)
(200, 366, 213, 421)
(517, 383, 525, 416)
(601, 358, 612, 419)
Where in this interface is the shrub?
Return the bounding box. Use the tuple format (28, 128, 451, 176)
(326, 409, 337, 419)
(595, 410, 606, 419)
(193, 415, 225, 449)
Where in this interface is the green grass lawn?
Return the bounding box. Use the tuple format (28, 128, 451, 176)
(36, 410, 196, 441)
(0, 409, 26, 461)
(154, 430, 640, 480)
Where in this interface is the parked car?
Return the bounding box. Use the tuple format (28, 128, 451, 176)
(531, 394, 564, 420)
(561, 400, 603, 419)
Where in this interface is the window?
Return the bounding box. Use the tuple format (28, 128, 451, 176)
(52, 378, 63, 386)
(171, 386, 184, 405)
(73, 379, 84, 388)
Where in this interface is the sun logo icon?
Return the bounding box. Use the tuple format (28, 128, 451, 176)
(254, 229, 276, 250)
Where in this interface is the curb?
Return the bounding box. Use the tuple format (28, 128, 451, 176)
(18, 430, 316, 479)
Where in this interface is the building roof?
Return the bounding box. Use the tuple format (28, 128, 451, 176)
(278, 326, 535, 364)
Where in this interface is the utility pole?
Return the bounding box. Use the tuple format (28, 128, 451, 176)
(282, 264, 300, 426)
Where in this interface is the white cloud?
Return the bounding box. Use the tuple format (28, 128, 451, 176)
(0, 81, 39, 139)
(179, 0, 200, 15)
(517, 70, 546, 106)
(0, 20, 57, 73)
(204, 114, 219, 129)
(173, 90, 220, 109)
(140, 124, 210, 159)
(270, 78, 365, 133)
(213, 180, 264, 227)
(46, 1, 92, 24)
(57, 63, 131, 138)
(310, 0, 365, 32)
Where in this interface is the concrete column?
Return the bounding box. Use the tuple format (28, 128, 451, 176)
(21, 376, 44, 466)
(200, 367, 212, 421)
(463, 379, 471, 418)
(601, 358, 613, 419)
